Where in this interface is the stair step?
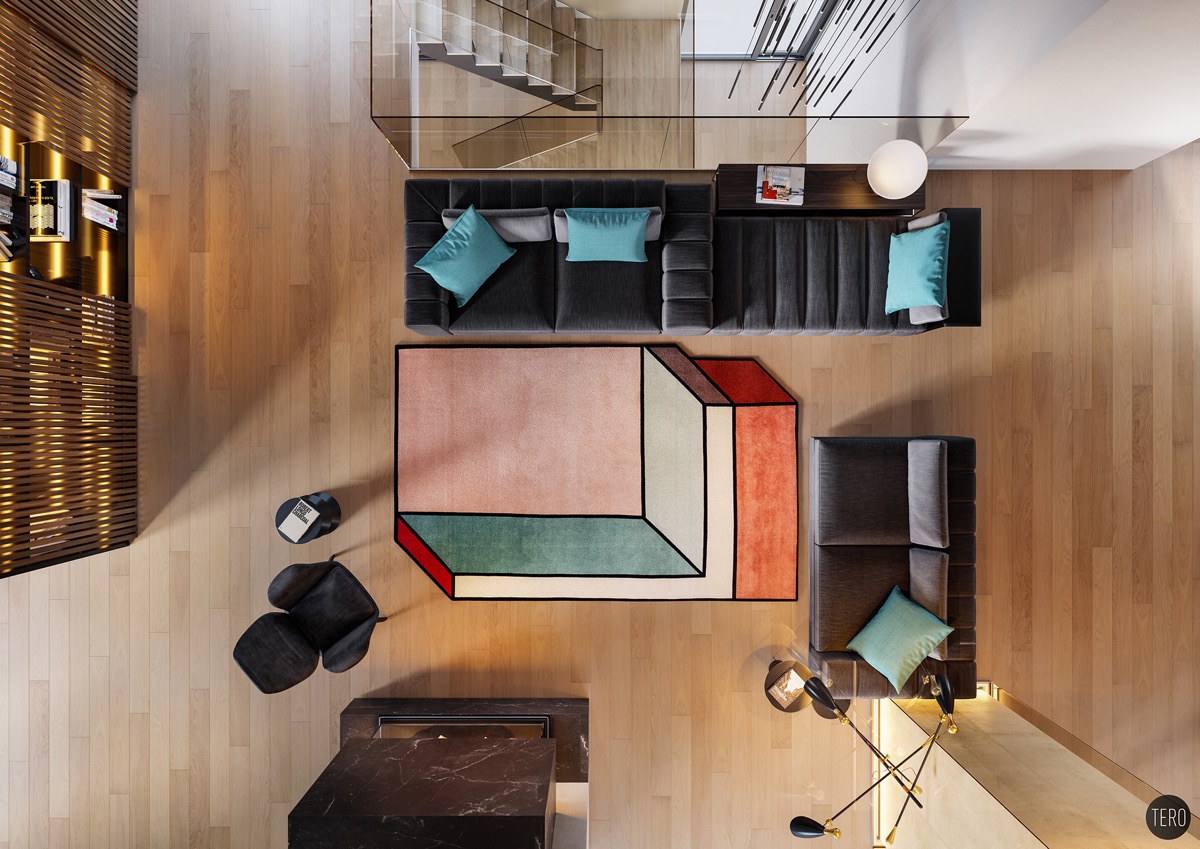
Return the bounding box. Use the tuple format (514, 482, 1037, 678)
(420, 37, 599, 111)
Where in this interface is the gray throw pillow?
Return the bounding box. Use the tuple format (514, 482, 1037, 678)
(554, 207, 663, 243)
(908, 548, 948, 619)
(908, 304, 949, 324)
(441, 207, 552, 243)
(908, 439, 949, 548)
(907, 211, 948, 232)
(909, 548, 950, 660)
(906, 211, 950, 324)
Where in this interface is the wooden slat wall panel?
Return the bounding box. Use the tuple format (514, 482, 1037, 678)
(0, 273, 136, 577)
(0, 2, 134, 185)
(7, 0, 138, 92)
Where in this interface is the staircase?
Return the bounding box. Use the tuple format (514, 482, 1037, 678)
(413, 0, 602, 113)
(451, 84, 603, 168)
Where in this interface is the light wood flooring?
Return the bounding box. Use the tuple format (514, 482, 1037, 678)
(0, 0, 1197, 846)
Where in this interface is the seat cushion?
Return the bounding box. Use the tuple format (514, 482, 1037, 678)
(286, 567, 378, 652)
(809, 544, 909, 651)
(810, 438, 910, 546)
(554, 243, 662, 333)
(450, 242, 555, 333)
(232, 613, 319, 694)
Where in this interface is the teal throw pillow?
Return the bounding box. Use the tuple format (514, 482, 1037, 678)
(885, 219, 951, 314)
(847, 585, 953, 694)
(414, 205, 516, 307)
(564, 208, 649, 263)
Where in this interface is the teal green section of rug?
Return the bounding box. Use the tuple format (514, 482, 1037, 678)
(400, 514, 700, 577)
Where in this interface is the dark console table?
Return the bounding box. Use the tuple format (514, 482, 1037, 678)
(289, 738, 557, 849)
(716, 163, 925, 217)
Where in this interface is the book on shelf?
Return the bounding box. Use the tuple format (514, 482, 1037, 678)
(82, 197, 120, 231)
(755, 165, 804, 206)
(82, 188, 122, 201)
(29, 178, 71, 242)
(0, 154, 15, 192)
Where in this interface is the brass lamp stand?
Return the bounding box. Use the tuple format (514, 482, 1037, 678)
(789, 673, 958, 843)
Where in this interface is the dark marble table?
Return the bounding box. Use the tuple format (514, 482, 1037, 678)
(289, 737, 557, 849)
(341, 697, 589, 783)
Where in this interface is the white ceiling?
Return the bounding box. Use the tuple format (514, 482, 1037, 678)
(929, 0, 1200, 168)
(584, 0, 1200, 167)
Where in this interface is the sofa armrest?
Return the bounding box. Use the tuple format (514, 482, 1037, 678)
(405, 300, 451, 335)
(662, 183, 714, 335)
(942, 207, 981, 327)
(806, 649, 917, 699)
(808, 648, 976, 700)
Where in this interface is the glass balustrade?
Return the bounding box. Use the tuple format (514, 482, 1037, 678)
(371, 0, 965, 170)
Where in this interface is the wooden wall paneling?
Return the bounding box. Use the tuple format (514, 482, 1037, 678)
(2, 0, 138, 92)
(0, 3, 134, 185)
(0, 273, 137, 578)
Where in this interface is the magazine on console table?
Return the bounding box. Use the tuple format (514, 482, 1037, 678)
(755, 165, 805, 206)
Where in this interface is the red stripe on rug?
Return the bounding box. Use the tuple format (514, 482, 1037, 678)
(693, 358, 793, 405)
(733, 405, 798, 599)
(395, 517, 454, 597)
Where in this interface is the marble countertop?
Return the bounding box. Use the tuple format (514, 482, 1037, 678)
(292, 737, 557, 819)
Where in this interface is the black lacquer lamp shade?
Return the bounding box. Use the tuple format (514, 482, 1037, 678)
(803, 676, 840, 715)
(790, 816, 826, 838)
(934, 673, 955, 715)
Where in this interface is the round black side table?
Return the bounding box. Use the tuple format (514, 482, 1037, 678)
(275, 492, 341, 543)
(764, 659, 852, 717)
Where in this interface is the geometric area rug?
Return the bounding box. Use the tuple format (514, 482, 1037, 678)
(394, 344, 798, 601)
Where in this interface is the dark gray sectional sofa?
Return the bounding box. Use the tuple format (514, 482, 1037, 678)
(403, 177, 982, 336)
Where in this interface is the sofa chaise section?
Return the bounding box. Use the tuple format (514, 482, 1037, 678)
(711, 209, 980, 335)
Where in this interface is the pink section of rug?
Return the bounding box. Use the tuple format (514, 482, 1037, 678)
(395, 346, 643, 516)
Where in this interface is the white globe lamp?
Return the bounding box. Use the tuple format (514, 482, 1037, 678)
(867, 140, 929, 200)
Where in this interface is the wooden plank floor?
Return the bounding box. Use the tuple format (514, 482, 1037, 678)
(0, 0, 1197, 846)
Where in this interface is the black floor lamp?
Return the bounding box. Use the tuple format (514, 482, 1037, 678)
(789, 673, 958, 843)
